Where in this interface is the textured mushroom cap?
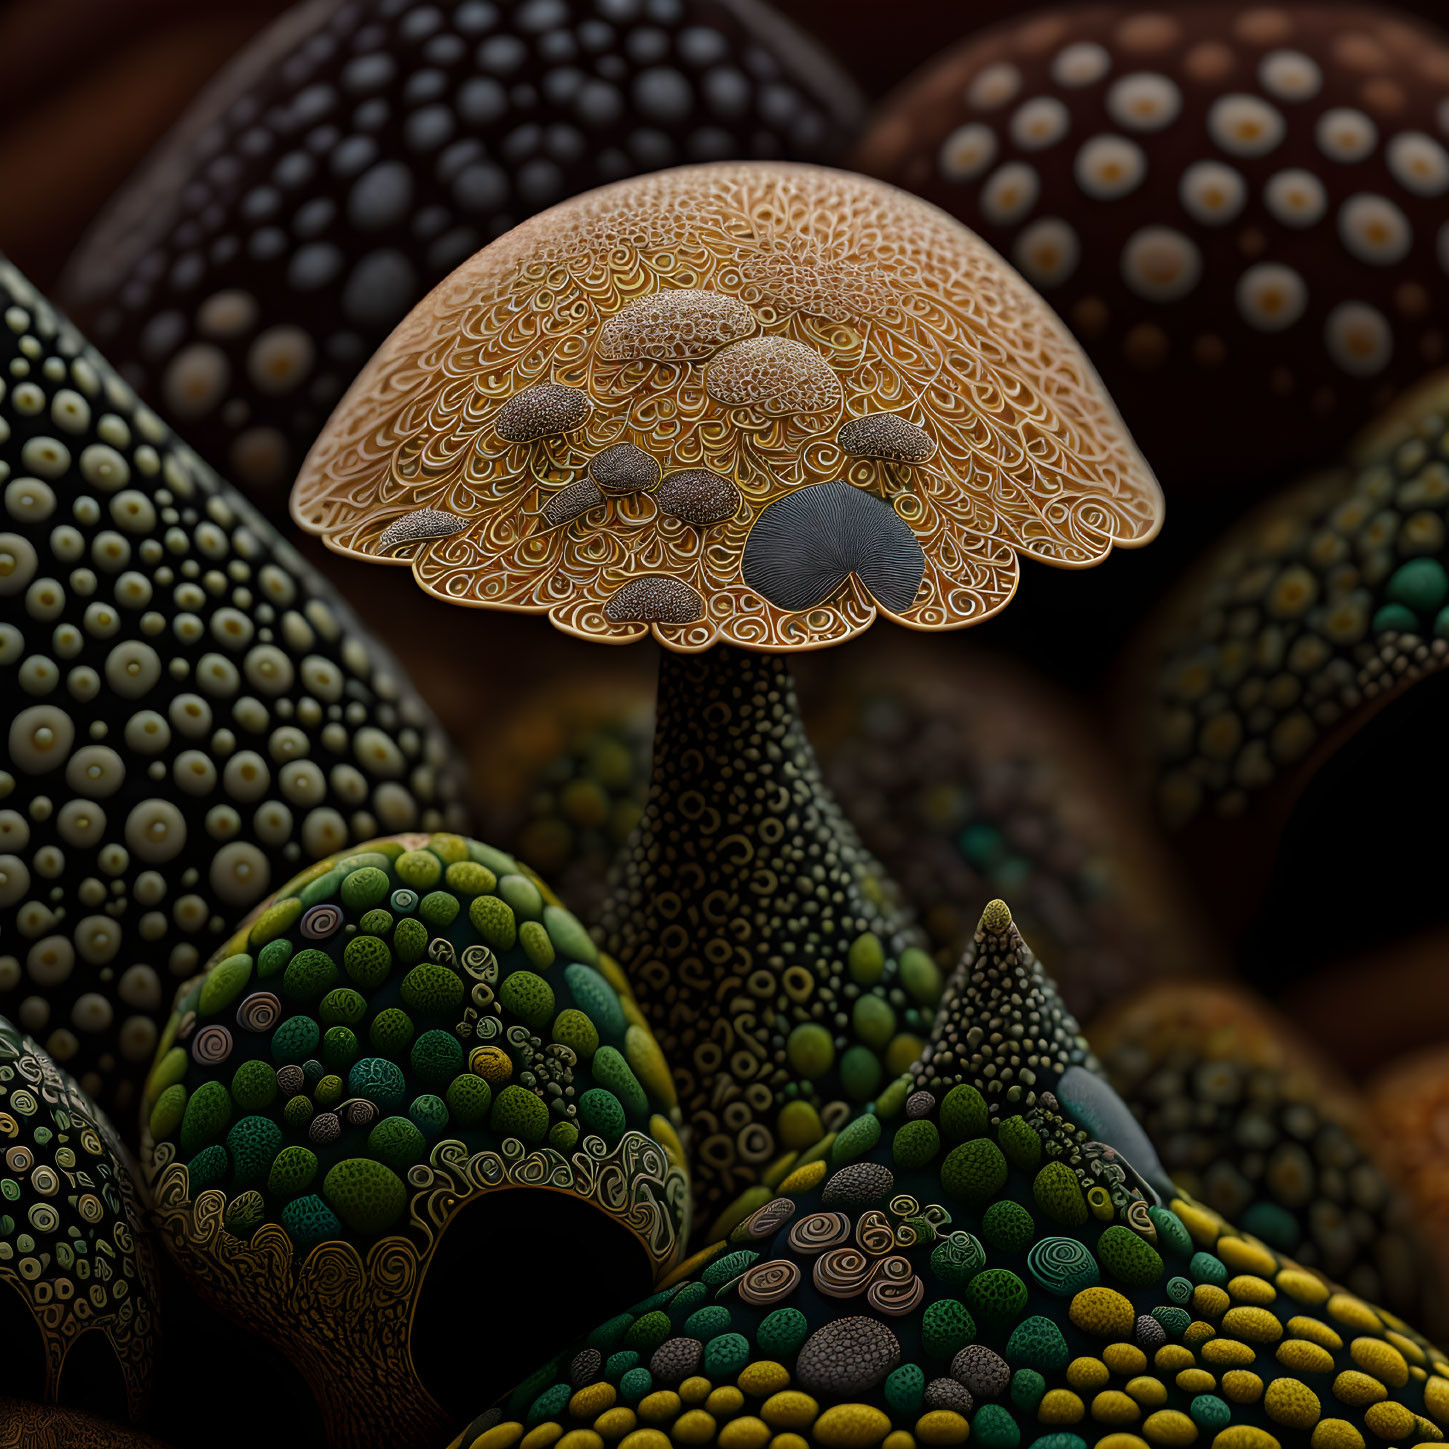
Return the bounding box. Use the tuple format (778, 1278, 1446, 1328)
(0, 258, 467, 1123)
(0, 1400, 174, 1449)
(292, 162, 1161, 653)
(0, 1018, 160, 1421)
(57, 0, 861, 504)
(1092, 981, 1442, 1334)
(855, 2, 1449, 488)
(448, 907, 1449, 1449)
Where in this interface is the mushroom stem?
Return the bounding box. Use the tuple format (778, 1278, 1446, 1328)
(599, 645, 941, 1240)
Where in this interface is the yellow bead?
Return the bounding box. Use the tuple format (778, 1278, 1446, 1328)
(1170, 1199, 1222, 1246)
(770, 1436, 808, 1449)
(1363, 1403, 1416, 1441)
(1127, 1379, 1169, 1409)
(1386, 1331, 1426, 1366)
(1067, 1358, 1110, 1392)
(1351, 1338, 1410, 1389)
(639, 1394, 681, 1423)
(1228, 1276, 1277, 1306)
(1264, 1377, 1320, 1430)
(571, 1385, 617, 1418)
(594, 1411, 637, 1440)
(1069, 1287, 1135, 1339)
(1097, 1436, 1150, 1449)
(1201, 1340, 1256, 1368)
(718, 1419, 770, 1449)
(620, 1433, 673, 1449)
(1092, 1391, 1142, 1426)
(1142, 1410, 1199, 1446)
(1310, 1420, 1364, 1449)
(708, 1390, 745, 1416)
(762, 1394, 819, 1431)
(814, 1405, 892, 1448)
(680, 1380, 712, 1406)
(1332, 1372, 1388, 1409)
(1287, 1318, 1342, 1352)
(739, 1363, 791, 1398)
(1176, 1372, 1217, 1395)
(776, 1159, 827, 1195)
(1039, 1390, 1086, 1425)
(523, 1429, 563, 1449)
(1221, 1373, 1264, 1405)
(883, 1435, 915, 1449)
(558, 1432, 604, 1449)
(673, 1411, 717, 1445)
(1156, 1347, 1196, 1374)
(1193, 1286, 1230, 1320)
(913, 1412, 969, 1446)
(473, 1425, 524, 1449)
(1211, 1431, 1281, 1449)
(1184, 1323, 1218, 1349)
(1223, 1308, 1283, 1344)
(1277, 1341, 1335, 1375)
(1327, 1295, 1383, 1335)
(1215, 1239, 1279, 1278)
(1276, 1270, 1330, 1306)
(1105, 1344, 1149, 1378)
(1426, 1377, 1449, 1426)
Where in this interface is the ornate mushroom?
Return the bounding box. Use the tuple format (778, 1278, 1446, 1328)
(140, 831, 690, 1449)
(0, 258, 467, 1125)
(291, 160, 1162, 1234)
(445, 899, 1449, 1449)
(855, 2, 1449, 488)
(57, 0, 861, 504)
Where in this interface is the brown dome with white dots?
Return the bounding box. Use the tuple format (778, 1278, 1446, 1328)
(0, 257, 467, 1124)
(56, 0, 861, 506)
(856, 3, 1449, 488)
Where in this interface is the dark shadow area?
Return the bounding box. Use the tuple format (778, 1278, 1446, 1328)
(54, 1326, 129, 1424)
(0, 1280, 47, 1400)
(142, 1251, 323, 1449)
(413, 1190, 655, 1419)
(1245, 665, 1449, 992)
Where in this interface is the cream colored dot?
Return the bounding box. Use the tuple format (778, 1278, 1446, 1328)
(1012, 218, 1081, 288)
(173, 750, 219, 796)
(1122, 227, 1203, 301)
(247, 325, 316, 395)
(1338, 194, 1412, 265)
(105, 640, 162, 698)
(6, 477, 55, 523)
(71, 993, 114, 1033)
(118, 965, 162, 1011)
(1236, 264, 1308, 332)
(1107, 73, 1181, 131)
(26, 935, 74, 987)
(1210, 94, 1286, 157)
(280, 759, 326, 805)
(56, 799, 106, 847)
(374, 781, 417, 830)
(162, 344, 230, 418)
(124, 799, 187, 863)
(1325, 302, 1393, 376)
(302, 807, 348, 858)
(0, 810, 29, 850)
(1259, 50, 1322, 101)
(109, 490, 157, 535)
(1179, 161, 1247, 225)
(967, 62, 1021, 110)
(0, 854, 30, 908)
(25, 577, 66, 622)
(1052, 41, 1111, 88)
(1011, 97, 1070, 150)
(1075, 134, 1146, 200)
(0, 532, 38, 596)
(210, 841, 270, 908)
(205, 804, 241, 840)
(1263, 168, 1327, 227)
(49, 388, 92, 434)
(1317, 108, 1377, 163)
(1387, 131, 1449, 197)
(74, 915, 122, 965)
(979, 162, 1039, 225)
(244, 643, 294, 694)
(64, 744, 126, 798)
(197, 289, 259, 338)
(172, 894, 208, 932)
(20, 435, 71, 479)
(223, 750, 270, 801)
(8, 704, 74, 774)
(169, 693, 213, 738)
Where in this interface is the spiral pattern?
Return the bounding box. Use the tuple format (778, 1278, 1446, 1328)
(301, 903, 344, 940)
(191, 1025, 233, 1065)
(236, 992, 283, 1033)
(1027, 1235, 1102, 1297)
(813, 1246, 875, 1297)
(866, 1256, 924, 1316)
(740, 1196, 797, 1240)
(737, 1258, 801, 1306)
(790, 1211, 851, 1254)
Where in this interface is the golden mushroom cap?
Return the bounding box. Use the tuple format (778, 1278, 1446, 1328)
(292, 161, 1162, 652)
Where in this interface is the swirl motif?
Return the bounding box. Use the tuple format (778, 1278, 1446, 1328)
(292, 165, 1163, 656)
(1126, 1198, 1156, 1242)
(300, 903, 344, 939)
(191, 1025, 233, 1065)
(737, 1258, 801, 1306)
(235, 991, 282, 1033)
(739, 1196, 796, 1240)
(855, 1209, 896, 1256)
(813, 1246, 875, 1298)
(789, 1211, 851, 1254)
(1027, 1235, 1102, 1297)
(866, 1255, 924, 1316)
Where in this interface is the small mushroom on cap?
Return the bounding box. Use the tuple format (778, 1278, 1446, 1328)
(292, 160, 1161, 1229)
(1118, 368, 1449, 947)
(57, 0, 862, 505)
(856, 2, 1449, 488)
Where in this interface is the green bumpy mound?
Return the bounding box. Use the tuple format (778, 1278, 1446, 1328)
(142, 832, 684, 1251)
